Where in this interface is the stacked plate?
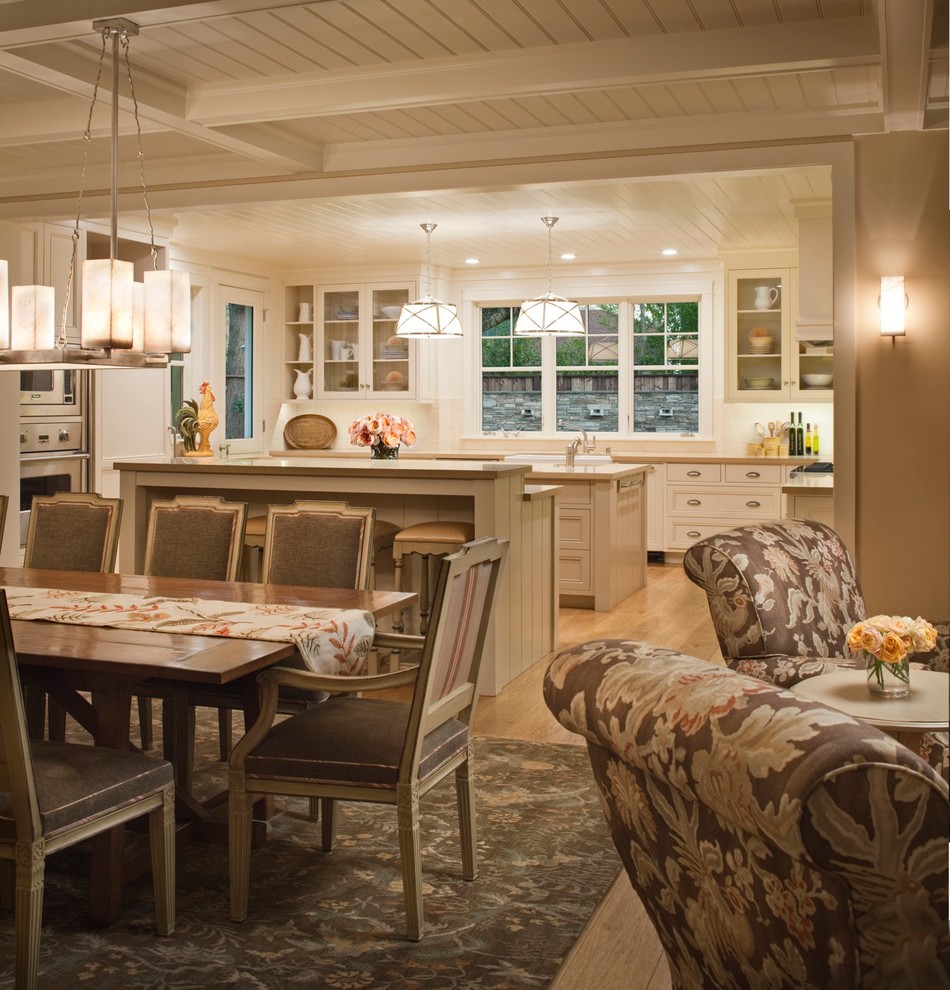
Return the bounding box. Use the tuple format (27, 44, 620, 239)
(743, 378, 775, 389)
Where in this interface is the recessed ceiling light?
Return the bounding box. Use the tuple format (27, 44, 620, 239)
(464, 257, 480, 265)
(560, 252, 576, 260)
(661, 248, 678, 256)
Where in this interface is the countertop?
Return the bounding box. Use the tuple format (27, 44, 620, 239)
(783, 473, 834, 494)
(519, 462, 652, 482)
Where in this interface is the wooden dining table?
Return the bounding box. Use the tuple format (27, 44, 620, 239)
(0, 567, 415, 925)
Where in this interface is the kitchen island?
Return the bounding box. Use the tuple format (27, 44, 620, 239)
(116, 455, 565, 694)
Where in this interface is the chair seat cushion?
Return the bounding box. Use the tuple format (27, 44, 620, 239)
(394, 521, 475, 547)
(244, 696, 468, 789)
(0, 742, 173, 839)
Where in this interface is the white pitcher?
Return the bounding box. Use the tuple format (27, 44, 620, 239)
(292, 367, 313, 399)
(297, 332, 312, 363)
(753, 285, 780, 310)
(298, 301, 313, 322)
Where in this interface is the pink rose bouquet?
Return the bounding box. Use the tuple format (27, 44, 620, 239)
(348, 413, 416, 450)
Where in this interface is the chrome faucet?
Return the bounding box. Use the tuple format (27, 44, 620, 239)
(559, 421, 595, 454)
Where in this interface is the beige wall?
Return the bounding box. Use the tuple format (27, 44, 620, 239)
(853, 131, 950, 617)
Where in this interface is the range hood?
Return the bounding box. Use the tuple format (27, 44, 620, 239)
(795, 206, 834, 340)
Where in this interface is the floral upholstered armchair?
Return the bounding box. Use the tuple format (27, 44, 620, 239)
(544, 640, 950, 990)
(682, 520, 948, 778)
(682, 520, 865, 686)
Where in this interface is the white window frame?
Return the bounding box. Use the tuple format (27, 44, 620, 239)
(469, 274, 715, 440)
(214, 284, 264, 455)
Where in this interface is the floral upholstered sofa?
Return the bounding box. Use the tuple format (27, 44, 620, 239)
(683, 519, 948, 779)
(544, 640, 950, 990)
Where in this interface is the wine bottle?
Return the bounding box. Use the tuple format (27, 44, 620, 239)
(796, 413, 804, 457)
(805, 422, 812, 455)
(812, 423, 819, 456)
(789, 411, 797, 456)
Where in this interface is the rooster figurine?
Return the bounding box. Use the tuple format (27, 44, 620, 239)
(175, 382, 218, 457)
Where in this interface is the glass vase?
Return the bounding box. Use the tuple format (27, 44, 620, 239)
(865, 653, 910, 698)
(371, 443, 399, 460)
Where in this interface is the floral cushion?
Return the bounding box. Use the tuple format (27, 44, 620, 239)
(544, 640, 950, 990)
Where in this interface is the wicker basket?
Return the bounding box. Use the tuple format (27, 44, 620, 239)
(283, 414, 337, 449)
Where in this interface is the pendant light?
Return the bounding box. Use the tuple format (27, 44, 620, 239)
(0, 18, 191, 369)
(514, 216, 584, 336)
(395, 223, 462, 338)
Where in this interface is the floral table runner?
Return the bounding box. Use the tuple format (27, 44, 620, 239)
(4, 587, 374, 675)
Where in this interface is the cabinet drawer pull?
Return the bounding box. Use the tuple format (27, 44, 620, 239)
(746, 500, 761, 508)
(687, 499, 701, 506)
(687, 530, 701, 538)
(686, 470, 701, 477)
(746, 471, 760, 478)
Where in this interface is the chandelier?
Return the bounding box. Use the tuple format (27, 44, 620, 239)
(395, 223, 462, 338)
(0, 18, 191, 369)
(514, 216, 584, 336)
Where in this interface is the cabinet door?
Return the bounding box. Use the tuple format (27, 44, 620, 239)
(728, 269, 791, 401)
(366, 285, 413, 398)
(317, 285, 362, 397)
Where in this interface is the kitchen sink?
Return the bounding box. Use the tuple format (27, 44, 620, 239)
(504, 453, 614, 465)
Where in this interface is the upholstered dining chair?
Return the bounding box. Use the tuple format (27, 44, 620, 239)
(228, 536, 508, 940)
(137, 495, 248, 754)
(260, 499, 375, 588)
(683, 519, 948, 779)
(24, 491, 122, 573)
(0, 590, 176, 990)
(192, 500, 376, 775)
(544, 639, 950, 989)
(23, 492, 124, 741)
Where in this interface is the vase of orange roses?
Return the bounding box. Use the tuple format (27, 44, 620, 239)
(846, 614, 937, 698)
(348, 413, 416, 460)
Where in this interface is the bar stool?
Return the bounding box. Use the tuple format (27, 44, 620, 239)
(392, 520, 475, 633)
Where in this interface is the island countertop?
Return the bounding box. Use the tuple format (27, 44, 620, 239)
(114, 454, 560, 695)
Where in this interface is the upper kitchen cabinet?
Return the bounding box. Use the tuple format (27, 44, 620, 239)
(314, 282, 415, 400)
(726, 266, 833, 403)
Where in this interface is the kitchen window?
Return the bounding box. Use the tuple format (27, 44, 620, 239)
(479, 296, 706, 437)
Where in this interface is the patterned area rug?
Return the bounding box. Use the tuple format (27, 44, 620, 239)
(0, 736, 619, 989)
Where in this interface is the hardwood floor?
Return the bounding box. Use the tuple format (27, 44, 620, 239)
(474, 561, 717, 990)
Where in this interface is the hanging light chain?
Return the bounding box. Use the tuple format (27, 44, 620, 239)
(120, 29, 160, 270)
(541, 216, 558, 297)
(420, 222, 436, 298)
(61, 30, 109, 349)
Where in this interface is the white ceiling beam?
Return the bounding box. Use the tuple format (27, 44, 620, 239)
(877, 0, 933, 130)
(185, 16, 881, 125)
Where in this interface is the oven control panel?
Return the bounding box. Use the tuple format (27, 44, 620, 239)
(20, 421, 85, 455)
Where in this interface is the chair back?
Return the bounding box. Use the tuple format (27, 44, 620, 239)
(0, 589, 43, 844)
(262, 500, 374, 589)
(401, 537, 507, 777)
(145, 495, 248, 581)
(25, 492, 123, 573)
(683, 519, 866, 660)
(544, 640, 950, 989)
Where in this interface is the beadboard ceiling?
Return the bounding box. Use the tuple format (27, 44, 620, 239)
(0, 1, 945, 272)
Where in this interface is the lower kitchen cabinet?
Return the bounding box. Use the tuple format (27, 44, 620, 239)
(664, 461, 784, 551)
(556, 471, 648, 611)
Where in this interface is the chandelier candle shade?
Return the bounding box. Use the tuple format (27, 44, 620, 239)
(349, 413, 416, 459)
(514, 217, 585, 336)
(0, 18, 191, 368)
(395, 224, 462, 338)
(847, 614, 937, 698)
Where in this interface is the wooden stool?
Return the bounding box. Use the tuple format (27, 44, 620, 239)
(392, 521, 475, 633)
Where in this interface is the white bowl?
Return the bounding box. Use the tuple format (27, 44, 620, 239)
(802, 373, 833, 387)
(378, 305, 403, 319)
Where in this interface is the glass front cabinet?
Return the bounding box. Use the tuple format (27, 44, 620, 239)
(283, 282, 415, 401)
(727, 267, 833, 402)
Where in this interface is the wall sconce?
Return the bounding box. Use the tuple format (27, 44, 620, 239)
(879, 275, 907, 336)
